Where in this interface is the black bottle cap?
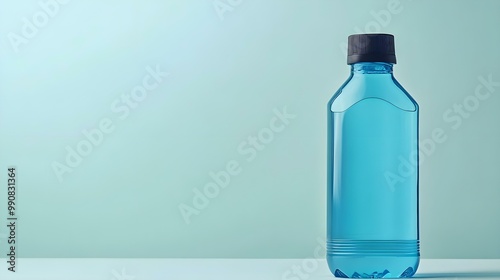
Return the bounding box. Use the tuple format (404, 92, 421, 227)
(347, 33, 396, 64)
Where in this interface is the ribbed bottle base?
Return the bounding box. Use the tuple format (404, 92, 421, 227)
(327, 239, 420, 278)
(328, 239, 419, 256)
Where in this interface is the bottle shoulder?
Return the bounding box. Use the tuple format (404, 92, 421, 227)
(328, 74, 418, 113)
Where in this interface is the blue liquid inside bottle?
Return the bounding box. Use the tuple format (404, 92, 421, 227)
(327, 62, 419, 278)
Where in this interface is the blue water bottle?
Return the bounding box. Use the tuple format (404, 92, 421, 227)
(327, 34, 419, 278)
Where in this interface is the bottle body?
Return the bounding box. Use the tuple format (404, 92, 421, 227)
(327, 62, 419, 278)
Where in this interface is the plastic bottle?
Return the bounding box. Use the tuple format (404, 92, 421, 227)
(326, 33, 419, 278)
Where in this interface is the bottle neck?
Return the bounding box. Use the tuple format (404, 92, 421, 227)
(351, 62, 393, 75)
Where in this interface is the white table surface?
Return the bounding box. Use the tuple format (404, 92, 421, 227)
(0, 259, 499, 279)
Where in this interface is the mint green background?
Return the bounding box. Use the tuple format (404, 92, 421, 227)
(0, 0, 499, 259)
